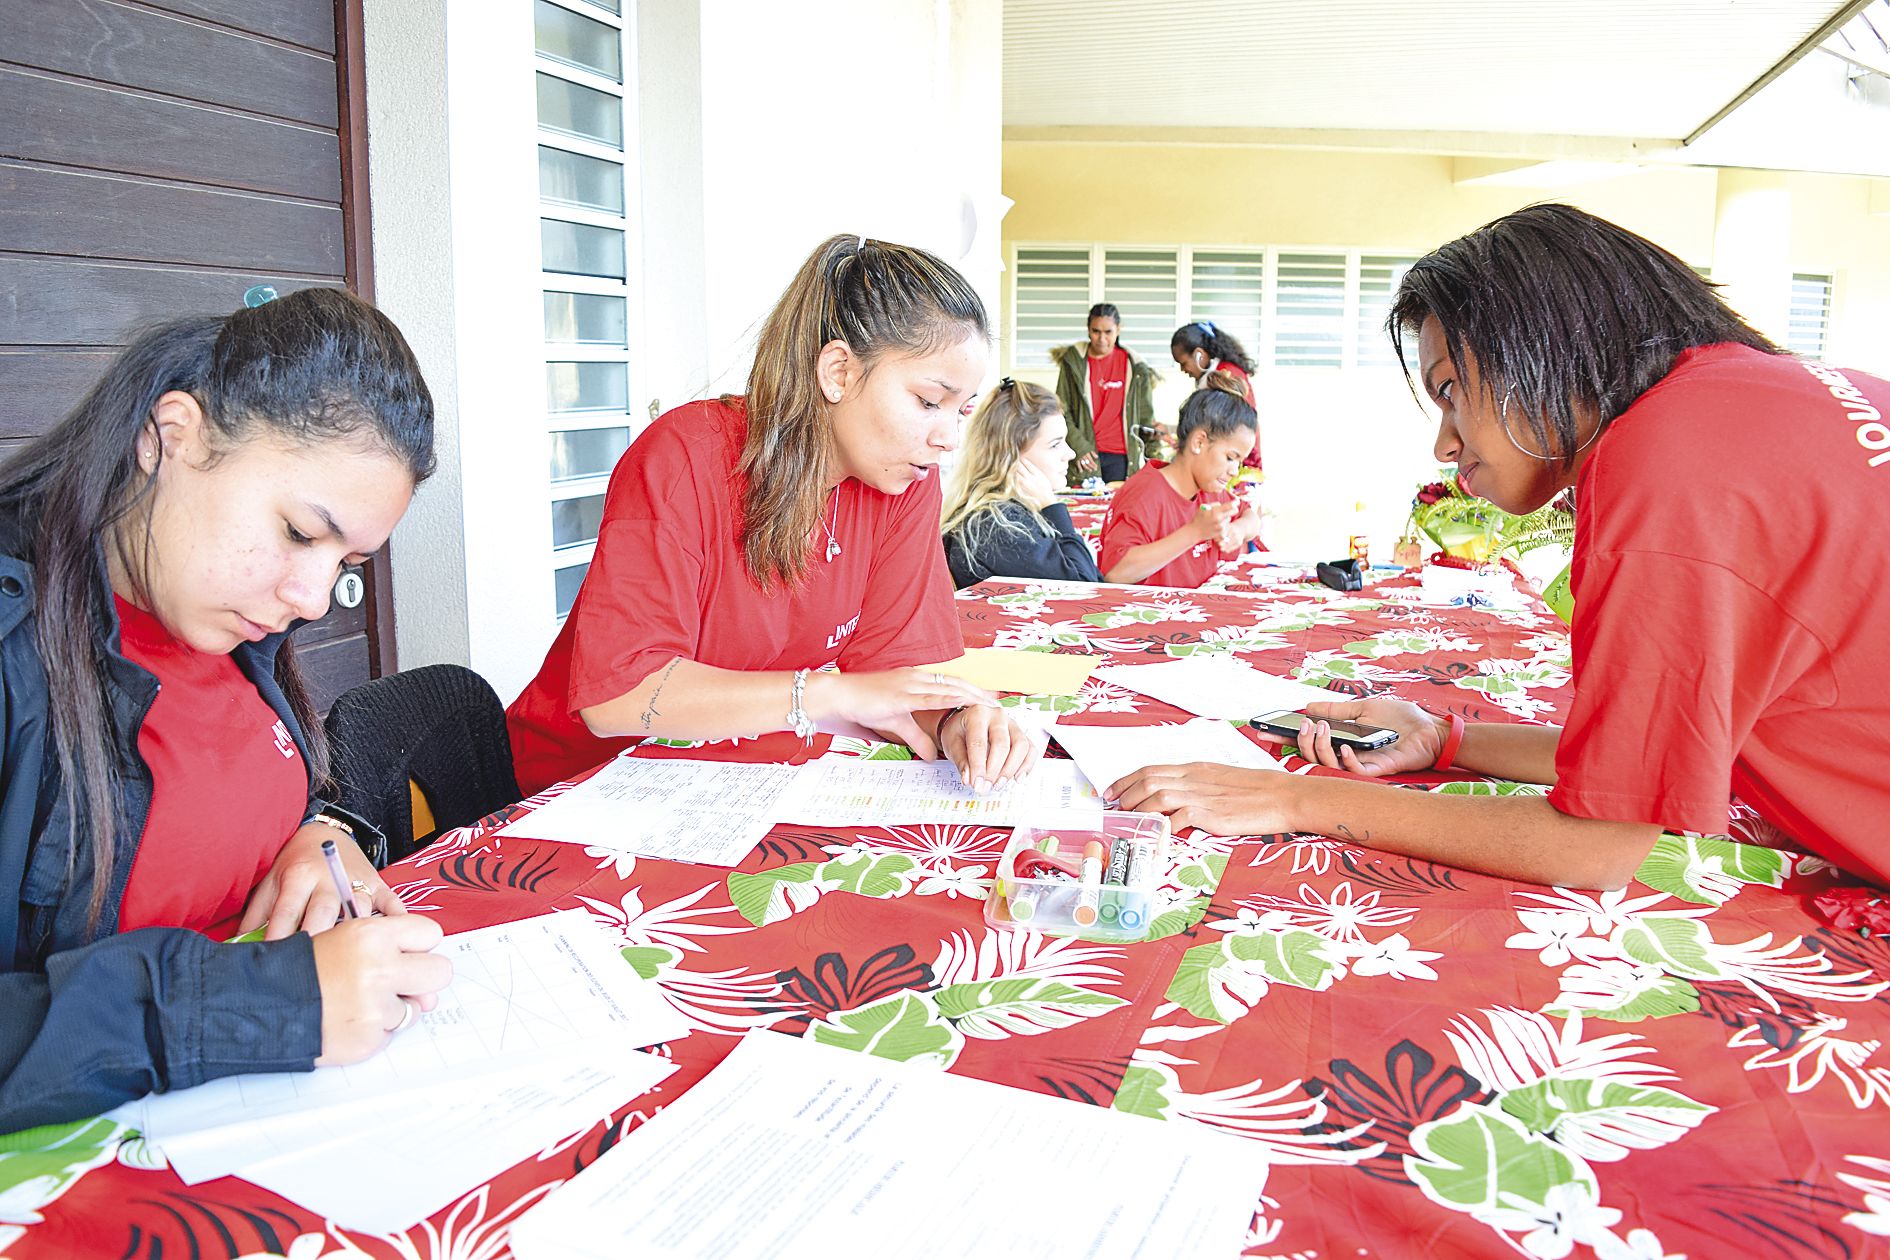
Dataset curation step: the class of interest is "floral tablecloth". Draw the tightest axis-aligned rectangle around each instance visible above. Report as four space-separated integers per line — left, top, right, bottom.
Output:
6 573 1887 1260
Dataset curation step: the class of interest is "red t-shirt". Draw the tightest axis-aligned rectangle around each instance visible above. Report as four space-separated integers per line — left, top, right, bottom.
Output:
1097 462 1235 589
114 598 308 933
1205 362 1263 471
1549 343 1890 884
1088 348 1130 455
507 397 964 795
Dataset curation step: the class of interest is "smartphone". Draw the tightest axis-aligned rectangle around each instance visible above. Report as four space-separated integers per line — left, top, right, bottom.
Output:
1247 709 1398 753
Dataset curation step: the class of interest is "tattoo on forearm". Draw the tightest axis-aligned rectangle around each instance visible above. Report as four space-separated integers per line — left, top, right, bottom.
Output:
638 660 680 732
1335 823 1371 844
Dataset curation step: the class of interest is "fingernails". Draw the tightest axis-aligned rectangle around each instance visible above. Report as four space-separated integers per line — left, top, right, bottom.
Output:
974 778 990 794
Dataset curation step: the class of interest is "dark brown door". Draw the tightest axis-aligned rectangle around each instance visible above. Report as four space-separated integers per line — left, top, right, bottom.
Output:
0 0 390 707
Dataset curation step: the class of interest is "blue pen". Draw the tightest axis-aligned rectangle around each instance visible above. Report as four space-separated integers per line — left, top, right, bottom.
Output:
321 838 361 919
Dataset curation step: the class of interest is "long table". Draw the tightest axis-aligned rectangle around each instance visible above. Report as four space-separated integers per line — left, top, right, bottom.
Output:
7 570 1888 1260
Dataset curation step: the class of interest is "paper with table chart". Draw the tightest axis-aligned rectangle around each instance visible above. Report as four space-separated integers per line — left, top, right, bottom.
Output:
497 756 805 863
137 909 688 1186
784 755 1103 827
1094 656 1338 720
1052 718 1284 797
508 1030 1269 1260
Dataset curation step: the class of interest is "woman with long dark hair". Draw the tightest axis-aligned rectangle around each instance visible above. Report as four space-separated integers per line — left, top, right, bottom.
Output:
1115 203 1890 890
0 288 453 1133
508 235 1034 796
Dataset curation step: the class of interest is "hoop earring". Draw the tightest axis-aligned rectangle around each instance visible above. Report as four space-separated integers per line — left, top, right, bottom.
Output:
1498 389 1600 461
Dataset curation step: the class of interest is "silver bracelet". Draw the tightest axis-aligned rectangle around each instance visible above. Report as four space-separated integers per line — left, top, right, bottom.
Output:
787 668 816 740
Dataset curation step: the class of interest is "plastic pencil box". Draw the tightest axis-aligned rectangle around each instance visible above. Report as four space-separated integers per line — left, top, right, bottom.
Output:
985 811 1171 943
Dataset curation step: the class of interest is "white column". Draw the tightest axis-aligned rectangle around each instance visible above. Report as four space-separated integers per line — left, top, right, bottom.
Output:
1711 170 1794 345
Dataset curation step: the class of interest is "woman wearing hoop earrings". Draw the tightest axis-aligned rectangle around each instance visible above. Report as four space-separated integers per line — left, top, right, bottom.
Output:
1113 203 1890 891
507 235 1036 797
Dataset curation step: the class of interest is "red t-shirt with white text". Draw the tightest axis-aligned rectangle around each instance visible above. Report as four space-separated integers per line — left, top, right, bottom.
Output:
115 598 307 932
1205 362 1262 471
506 398 964 795
1088 347 1130 455
1098 462 1235 589
1549 343 1890 885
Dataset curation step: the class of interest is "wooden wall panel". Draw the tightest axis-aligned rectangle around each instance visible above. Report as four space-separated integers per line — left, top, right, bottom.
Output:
140 0 338 53
1 0 339 127
0 68 343 200
0 165 345 274
0 255 332 347
0 349 117 438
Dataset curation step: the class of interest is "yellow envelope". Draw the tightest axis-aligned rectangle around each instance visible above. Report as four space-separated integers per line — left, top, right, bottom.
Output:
921 647 1098 696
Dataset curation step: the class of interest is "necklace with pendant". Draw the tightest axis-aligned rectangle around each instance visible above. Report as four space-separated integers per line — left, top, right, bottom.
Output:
818 492 842 562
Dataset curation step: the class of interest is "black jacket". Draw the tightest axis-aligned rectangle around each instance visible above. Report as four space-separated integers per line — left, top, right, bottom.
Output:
943 500 1104 590
0 510 324 1135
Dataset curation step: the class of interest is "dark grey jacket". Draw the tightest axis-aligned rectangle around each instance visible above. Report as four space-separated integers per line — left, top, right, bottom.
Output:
0 512 324 1135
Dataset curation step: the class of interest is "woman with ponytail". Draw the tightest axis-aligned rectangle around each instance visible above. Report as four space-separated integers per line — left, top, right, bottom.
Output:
0 287 451 1133
941 379 1102 588
508 235 1035 795
1098 372 1263 588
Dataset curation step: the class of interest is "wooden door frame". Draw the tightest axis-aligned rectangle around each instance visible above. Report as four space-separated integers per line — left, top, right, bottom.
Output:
335 0 398 677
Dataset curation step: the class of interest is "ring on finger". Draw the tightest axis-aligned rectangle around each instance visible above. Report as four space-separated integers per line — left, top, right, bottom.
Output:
350 880 370 894
389 1001 417 1034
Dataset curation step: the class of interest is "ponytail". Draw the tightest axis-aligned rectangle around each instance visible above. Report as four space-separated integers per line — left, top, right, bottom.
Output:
740 235 989 591
1170 319 1256 375
0 287 433 929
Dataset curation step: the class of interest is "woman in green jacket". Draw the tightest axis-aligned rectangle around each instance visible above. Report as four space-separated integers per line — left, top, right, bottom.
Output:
1050 303 1159 485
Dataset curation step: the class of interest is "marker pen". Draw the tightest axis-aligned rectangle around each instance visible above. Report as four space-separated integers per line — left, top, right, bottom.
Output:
1073 840 1106 927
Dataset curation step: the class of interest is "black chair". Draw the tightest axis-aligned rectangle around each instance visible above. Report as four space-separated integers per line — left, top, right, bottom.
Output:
324 663 522 866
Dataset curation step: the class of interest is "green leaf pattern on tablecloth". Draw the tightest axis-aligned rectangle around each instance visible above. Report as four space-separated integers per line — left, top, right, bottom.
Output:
1634 833 1789 905
931 977 1126 1039
0 1116 128 1235
1406 1104 1594 1214
808 992 964 1066
1499 1078 1713 1162
1168 927 1346 1023
727 854 922 927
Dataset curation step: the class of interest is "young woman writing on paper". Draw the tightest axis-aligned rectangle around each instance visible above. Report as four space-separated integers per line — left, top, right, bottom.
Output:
940 378 1103 589
0 289 453 1134
507 235 1033 796
1112 203 1890 891
1097 375 1263 587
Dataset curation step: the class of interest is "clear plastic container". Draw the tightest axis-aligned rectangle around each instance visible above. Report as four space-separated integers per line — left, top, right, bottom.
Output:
985 811 1171 943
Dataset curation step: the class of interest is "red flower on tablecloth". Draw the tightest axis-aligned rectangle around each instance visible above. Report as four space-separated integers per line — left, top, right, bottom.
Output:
1812 886 1890 936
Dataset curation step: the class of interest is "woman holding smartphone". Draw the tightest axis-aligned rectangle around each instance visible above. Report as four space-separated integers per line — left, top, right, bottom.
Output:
1113 204 1890 891
507 235 1034 796
1097 374 1263 587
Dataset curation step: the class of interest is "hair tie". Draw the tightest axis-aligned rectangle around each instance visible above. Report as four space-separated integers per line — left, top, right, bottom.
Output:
243 284 279 308
999 377 1016 391
1195 319 1215 335
857 235 867 250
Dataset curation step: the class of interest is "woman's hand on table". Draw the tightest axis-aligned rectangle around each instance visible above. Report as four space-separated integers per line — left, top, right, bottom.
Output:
242 822 407 941
312 914 453 1066
1297 697 1447 777
1107 763 1300 837
813 668 997 760
939 704 1037 791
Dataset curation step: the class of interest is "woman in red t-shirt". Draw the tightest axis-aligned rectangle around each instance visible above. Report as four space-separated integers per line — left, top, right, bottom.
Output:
1114 204 1890 892
1097 377 1263 587
1171 320 1260 471
507 235 1033 796
0 288 452 1131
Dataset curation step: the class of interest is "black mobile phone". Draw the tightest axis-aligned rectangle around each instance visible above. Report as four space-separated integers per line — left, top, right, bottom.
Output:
1247 708 1398 752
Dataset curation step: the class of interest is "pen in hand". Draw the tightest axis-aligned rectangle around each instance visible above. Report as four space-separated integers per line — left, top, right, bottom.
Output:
321 837 361 920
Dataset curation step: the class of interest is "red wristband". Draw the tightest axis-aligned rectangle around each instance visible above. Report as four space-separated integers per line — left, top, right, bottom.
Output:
1433 713 1466 772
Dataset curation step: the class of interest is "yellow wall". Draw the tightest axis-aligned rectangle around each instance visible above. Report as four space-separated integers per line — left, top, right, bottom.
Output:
1000 141 1890 558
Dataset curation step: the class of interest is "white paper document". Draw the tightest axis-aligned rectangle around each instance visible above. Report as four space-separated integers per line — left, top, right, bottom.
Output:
1095 657 1337 720
509 1031 1269 1260
140 910 688 1182
1052 719 1284 797
786 756 1103 827
497 755 807 864
238 1048 676 1235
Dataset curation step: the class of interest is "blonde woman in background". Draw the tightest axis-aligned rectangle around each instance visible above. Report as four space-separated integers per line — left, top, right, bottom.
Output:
941 379 1104 589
